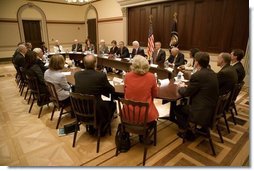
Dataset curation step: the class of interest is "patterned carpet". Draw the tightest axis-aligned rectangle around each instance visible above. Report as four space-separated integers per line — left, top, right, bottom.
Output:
0 63 249 166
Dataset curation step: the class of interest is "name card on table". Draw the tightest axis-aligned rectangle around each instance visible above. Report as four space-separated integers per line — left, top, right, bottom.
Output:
115 58 121 61
150 64 158 68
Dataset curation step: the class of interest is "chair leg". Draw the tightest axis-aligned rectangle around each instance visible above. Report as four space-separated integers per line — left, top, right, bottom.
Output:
28 92 32 104
216 123 224 143
20 84 25 96
97 127 101 153
143 145 148 166
24 87 29 100
38 106 43 118
207 130 216 156
72 121 79 147
50 106 56 120
223 112 230 133
233 104 238 116
153 123 157 146
56 107 64 129
230 109 237 125
29 98 35 113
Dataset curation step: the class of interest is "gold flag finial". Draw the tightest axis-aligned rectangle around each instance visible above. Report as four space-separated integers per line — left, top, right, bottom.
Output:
149 14 153 23
173 12 177 23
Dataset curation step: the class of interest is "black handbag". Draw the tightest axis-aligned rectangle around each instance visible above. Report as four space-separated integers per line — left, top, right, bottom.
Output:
115 123 131 153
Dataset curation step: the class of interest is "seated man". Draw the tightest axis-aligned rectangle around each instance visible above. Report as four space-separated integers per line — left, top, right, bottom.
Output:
33 48 47 73
131 40 145 57
175 52 219 140
53 40 64 53
152 41 166 65
167 47 185 68
116 41 130 58
230 49 246 83
13 44 28 68
217 53 238 95
71 39 82 52
99 39 109 54
25 42 33 51
74 54 116 135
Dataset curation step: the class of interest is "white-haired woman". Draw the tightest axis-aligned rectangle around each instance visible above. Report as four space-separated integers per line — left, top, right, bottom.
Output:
124 55 159 123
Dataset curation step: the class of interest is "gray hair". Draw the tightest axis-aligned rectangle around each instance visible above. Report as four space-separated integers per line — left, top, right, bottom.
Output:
132 40 139 46
33 48 42 54
130 55 150 75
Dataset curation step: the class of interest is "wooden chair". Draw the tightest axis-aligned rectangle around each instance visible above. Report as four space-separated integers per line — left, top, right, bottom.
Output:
45 81 71 129
184 93 231 156
70 92 105 153
214 92 231 143
19 67 30 101
226 81 245 125
116 98 157 166
25 75 50 118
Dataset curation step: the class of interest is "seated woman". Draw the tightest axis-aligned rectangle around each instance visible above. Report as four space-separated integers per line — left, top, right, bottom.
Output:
124 55 159 142
84 38 95 52
44 55 71 106
24 51 49 105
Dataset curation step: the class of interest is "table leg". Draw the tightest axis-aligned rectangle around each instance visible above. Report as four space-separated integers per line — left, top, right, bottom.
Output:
159 101 177 122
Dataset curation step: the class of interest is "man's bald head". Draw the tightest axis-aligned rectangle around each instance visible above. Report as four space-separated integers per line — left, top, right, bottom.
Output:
18 44 27 54
84 54 96 69
171 47 179 56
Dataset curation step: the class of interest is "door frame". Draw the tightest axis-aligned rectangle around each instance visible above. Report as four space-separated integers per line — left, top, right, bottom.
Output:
85 4 99 51
17 3 49 49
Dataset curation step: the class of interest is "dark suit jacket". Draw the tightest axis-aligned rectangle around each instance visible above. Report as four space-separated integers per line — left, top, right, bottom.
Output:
25 64 47 94
217 65 238 95
116 46 130 58
74 69 115 100
178 68 219 127
131 47 145 57
36 59 47 73
232 62 245 83
74 69 116 126
152 49 166 65
72 43 83 52
109 46 118 55
168 52 185 67
13 52 26 68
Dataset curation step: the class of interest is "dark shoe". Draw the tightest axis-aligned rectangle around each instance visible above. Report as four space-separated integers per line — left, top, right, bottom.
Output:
196 127 207 134
177 130 196 141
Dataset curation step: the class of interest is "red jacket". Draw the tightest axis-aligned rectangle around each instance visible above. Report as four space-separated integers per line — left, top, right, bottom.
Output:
124 71 159 123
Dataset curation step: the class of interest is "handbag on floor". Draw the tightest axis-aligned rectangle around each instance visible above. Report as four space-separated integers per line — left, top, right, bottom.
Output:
115 123 131 153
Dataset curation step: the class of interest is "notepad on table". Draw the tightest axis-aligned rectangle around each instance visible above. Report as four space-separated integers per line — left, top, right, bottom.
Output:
150 64 158 68
158 79 170 87
61 71 71 76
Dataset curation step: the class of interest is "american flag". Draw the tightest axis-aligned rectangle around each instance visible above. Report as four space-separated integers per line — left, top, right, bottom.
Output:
147 17 154 59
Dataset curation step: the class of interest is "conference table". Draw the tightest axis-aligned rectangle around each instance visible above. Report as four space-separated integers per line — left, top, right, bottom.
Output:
64 67 184 121
48 52 173 79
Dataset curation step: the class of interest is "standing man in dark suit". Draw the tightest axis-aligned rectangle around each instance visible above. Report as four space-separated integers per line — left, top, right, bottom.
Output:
13 44 28 68
167 47 185 67
131 40 145 57
230 49 246 83
74 54 116 135
174 52 219 140
217 53 238 95
72 39 82 52
152 41 166 65
116 41 129 58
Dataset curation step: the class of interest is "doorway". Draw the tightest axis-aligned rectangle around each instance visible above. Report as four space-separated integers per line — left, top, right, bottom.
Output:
87 18 97 53
22 20 42 49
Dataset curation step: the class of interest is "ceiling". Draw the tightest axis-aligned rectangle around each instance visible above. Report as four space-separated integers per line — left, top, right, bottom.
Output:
27 0 100 6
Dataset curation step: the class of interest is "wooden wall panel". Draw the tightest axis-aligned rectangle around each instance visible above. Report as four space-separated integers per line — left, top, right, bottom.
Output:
127 0 249 53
